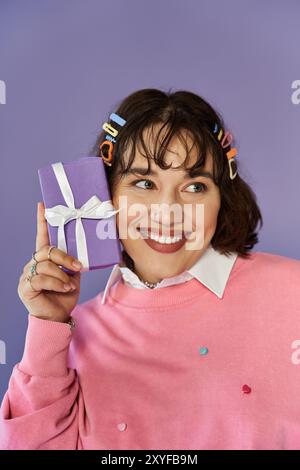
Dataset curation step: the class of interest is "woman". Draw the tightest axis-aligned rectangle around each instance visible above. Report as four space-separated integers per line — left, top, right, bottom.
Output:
1 88 300 450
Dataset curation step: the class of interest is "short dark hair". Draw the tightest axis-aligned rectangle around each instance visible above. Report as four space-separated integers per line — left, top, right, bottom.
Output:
90 88 263 259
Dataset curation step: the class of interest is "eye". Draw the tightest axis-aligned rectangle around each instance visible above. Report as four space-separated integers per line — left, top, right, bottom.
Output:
185 182 208 193
130 179 207 193
132 179 155 190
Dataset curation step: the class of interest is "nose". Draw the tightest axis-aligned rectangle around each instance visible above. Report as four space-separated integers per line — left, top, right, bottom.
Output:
149 202 184 236
150 186 181 220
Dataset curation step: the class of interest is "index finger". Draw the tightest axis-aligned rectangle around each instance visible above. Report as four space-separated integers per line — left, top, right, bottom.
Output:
35 201 50 251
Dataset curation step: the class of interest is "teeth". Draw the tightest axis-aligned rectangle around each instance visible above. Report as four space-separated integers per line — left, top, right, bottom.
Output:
139 229 182 244
152 235 182 244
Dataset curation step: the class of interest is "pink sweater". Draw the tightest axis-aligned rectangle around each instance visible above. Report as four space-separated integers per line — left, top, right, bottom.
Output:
1 250 300 450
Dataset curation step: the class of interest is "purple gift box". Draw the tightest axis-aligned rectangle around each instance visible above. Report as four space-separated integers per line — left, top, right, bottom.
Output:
38 156 122 273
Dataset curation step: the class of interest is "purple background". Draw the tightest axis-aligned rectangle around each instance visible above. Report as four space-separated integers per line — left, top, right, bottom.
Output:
0 0 299 400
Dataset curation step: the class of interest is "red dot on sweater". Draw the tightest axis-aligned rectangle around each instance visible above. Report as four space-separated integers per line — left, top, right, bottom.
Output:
242 384 252 394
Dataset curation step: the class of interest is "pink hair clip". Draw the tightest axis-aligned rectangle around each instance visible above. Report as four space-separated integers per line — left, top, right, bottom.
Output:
212 123 238 180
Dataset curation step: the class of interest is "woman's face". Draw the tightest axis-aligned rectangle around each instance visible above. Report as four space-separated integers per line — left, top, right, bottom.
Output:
112 126 221 283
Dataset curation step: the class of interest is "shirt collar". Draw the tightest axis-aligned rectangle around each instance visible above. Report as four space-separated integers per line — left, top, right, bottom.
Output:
100 243 238 305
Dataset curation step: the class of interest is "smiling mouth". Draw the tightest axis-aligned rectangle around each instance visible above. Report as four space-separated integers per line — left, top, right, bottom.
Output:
137 227 192 245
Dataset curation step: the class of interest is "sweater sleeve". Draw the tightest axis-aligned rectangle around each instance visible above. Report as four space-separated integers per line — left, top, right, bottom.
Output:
0 314 80 450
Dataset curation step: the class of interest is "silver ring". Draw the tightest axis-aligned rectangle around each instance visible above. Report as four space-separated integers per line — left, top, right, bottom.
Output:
47 245 56 260
32 250 38 262
25 272 40 292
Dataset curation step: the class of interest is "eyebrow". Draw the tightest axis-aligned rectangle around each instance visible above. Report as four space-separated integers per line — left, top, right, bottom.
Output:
123 167 214 181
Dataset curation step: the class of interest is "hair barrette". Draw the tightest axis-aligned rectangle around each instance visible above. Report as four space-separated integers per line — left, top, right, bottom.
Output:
99 112 127 167
212 123 238 180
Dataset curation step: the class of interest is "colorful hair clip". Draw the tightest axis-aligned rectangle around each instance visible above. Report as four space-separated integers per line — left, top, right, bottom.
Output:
99 112 127 167
212 123 238 180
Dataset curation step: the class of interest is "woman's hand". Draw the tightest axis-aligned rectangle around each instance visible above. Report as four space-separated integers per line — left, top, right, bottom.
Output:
18 201 82 323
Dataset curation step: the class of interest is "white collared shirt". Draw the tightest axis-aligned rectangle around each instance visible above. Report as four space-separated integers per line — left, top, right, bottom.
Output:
101 244 238 304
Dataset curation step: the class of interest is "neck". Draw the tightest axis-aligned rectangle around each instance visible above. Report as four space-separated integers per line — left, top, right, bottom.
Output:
121 250 161 285
133 267 162 286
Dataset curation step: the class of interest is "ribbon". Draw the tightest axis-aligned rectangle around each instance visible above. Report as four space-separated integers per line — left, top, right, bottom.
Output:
44 162 120 269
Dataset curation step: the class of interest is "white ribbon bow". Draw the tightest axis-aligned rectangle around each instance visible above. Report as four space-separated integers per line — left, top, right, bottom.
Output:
44 161 120 269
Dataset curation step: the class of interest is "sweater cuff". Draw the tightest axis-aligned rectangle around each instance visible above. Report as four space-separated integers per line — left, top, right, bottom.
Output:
18 314 73 377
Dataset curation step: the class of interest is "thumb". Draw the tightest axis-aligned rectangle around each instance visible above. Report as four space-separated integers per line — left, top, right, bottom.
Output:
35 201 50 251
